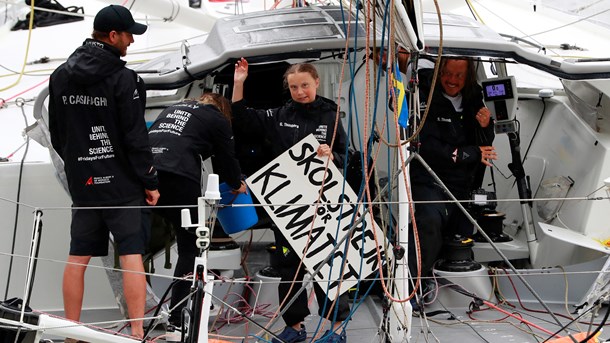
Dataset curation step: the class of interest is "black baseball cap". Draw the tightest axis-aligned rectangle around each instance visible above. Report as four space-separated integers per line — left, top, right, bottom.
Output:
93 5 147 35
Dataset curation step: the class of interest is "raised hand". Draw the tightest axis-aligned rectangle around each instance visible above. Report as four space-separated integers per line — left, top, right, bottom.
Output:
234 57 249 84
232 58 248 103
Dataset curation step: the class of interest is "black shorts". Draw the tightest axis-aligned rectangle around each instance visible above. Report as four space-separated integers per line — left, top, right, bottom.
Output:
70 199 151 256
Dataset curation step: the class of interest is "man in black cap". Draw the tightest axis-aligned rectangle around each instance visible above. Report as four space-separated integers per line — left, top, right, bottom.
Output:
48 5 157 339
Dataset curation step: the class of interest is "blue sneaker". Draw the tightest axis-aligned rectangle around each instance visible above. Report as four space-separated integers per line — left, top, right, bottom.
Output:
314 329 346 343
272 325 307 343
410 297 421 313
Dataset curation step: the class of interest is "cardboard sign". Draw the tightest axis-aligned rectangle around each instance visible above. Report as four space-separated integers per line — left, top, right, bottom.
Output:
247 134 390 300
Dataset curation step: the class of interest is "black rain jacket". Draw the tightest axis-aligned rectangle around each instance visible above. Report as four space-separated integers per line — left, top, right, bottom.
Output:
148 101 242 190
232 96 348 168
49 39 157 205
410 69 495 194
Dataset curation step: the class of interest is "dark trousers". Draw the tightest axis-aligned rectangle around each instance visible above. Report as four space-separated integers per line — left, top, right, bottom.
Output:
272 228 350 327
154 171 229 324
408 183 473 278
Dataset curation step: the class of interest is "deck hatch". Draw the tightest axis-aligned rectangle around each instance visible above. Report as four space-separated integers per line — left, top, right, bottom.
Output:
235 17 329 33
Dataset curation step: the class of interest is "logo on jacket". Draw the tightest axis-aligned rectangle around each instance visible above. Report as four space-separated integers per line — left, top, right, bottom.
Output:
133 89 140 100
86 41 104 49
62 95 107 106
84 175 114 186
315 125 328 141
280 122 299 128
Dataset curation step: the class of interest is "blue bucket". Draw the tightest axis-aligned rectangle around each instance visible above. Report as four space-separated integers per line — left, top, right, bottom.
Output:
217 182 259 234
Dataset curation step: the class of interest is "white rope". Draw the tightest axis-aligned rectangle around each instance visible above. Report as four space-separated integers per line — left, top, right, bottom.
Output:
1 194 609 211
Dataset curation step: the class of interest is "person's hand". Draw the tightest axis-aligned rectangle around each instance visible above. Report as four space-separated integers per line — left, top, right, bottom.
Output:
317 144 334 160
231 180 248 194
145 189 160 206
479 146 497 167
476 107 492 128
234 58 248 84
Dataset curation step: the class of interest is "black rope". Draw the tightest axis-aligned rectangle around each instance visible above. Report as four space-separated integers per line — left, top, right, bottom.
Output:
522 97 546 164
5 104 30 300
142 278 181 341
579 303 610 343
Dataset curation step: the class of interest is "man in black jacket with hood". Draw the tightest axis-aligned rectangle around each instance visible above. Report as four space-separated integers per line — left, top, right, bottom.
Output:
48 5 158 338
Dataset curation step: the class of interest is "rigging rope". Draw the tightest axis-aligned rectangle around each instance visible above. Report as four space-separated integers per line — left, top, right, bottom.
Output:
0 0 35 92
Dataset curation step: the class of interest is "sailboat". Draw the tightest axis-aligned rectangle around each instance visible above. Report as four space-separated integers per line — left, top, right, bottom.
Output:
2 0 610 342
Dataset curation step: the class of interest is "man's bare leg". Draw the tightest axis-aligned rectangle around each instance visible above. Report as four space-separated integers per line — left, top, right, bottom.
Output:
63 255 91 321
120 254 146 338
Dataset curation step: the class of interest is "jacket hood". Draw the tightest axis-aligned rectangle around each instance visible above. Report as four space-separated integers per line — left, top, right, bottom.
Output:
63 39 126 85
288 95 337 115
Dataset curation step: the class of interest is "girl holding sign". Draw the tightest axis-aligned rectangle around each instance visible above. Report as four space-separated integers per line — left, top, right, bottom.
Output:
232 58 350 343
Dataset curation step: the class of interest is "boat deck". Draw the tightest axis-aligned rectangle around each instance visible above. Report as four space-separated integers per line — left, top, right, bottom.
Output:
42 297 608 342
29 242 610 342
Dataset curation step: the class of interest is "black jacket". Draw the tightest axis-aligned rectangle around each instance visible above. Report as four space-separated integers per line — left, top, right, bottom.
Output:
410 70 495 194
232 96 348 168
49 39 157 205
148 101 242 189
